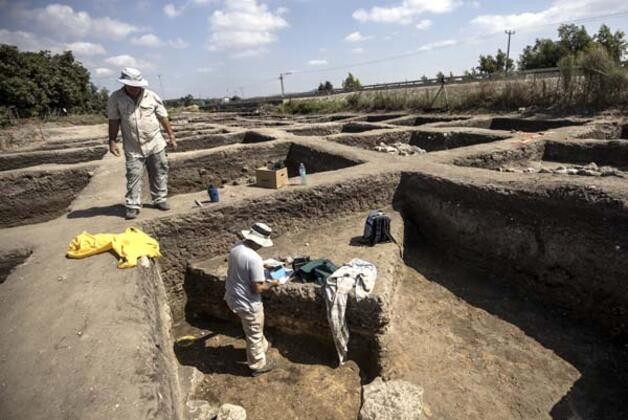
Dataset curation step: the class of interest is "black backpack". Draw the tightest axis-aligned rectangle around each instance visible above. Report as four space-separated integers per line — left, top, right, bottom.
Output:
362 210 393 246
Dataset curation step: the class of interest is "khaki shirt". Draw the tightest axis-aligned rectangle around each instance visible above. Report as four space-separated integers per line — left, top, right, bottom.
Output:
107 88 168 158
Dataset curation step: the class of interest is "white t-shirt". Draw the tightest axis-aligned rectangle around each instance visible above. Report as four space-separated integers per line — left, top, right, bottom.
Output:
224 242 265 313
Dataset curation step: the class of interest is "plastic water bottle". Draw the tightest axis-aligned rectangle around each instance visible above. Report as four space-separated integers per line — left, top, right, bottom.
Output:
208 185 220 202
299 163 307 185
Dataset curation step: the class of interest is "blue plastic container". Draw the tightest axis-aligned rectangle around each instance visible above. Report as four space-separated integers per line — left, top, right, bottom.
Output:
208 185 220 202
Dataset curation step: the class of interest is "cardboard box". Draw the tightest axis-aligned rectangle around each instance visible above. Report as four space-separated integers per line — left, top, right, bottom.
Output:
256 167 288 189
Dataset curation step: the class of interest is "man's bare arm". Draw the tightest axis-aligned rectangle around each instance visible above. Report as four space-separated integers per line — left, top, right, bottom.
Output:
251 280 278 294
108 119 121 157
158 116 177 149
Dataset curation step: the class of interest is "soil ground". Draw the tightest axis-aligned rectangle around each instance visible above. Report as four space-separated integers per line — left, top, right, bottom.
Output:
382 243 628 420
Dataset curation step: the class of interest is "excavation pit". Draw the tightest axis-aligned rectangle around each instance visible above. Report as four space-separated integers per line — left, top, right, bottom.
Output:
395 170 628 340
456 139 628 176
361 114 407 123
448 117 586 132
328 129 509 152
167 142 363 195
0 145 108 172
390 115 470 126
173 131 276 153
0 248 32 284
0 165 95 228
172 211 403 417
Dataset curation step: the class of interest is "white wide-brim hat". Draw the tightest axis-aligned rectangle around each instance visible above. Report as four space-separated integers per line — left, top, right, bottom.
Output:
241 222 273 248
118 67 148 87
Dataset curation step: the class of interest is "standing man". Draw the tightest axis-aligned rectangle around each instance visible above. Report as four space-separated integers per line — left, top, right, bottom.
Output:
225 222 279 376
107 67 177 220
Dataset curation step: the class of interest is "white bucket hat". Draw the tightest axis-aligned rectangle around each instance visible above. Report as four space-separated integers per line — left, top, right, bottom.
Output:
118 67 148 87
241 222 273 248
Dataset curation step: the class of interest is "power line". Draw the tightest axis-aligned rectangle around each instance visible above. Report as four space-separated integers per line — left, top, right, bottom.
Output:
222 10 628 95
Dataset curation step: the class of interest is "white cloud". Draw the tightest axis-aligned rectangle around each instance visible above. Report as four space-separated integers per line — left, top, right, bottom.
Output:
307 59 328 66
208 0 288 53
197 67 214 73
415 19 432 30
417 39 458 51
93 67 114 78
105 54 154 71
0 29 60 52
164 3 184 18
17 3 140 40
64 41 106 55
471 0 628 34
276 6 289 15
351 47 365 54
169 38 190 49
131 34 163 47
345 31 372 42
470 1 481 8
0 29 106 57
353 0 461 24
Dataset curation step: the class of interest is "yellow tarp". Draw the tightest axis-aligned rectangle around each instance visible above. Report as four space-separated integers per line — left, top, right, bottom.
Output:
67 227 161 269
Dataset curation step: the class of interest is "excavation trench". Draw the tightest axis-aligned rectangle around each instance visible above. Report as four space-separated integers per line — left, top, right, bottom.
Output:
0 165 95 228
455 139 628 175
0 145 108 172
172 131 276 153
168 142 363 195
328 129 509 152
142 165 628 419
0 248 32 284
445 117 586 132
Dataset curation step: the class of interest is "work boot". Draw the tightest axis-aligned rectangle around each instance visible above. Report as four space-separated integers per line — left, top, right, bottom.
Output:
125 208 139 220
154 201 170 211
251 360 276 377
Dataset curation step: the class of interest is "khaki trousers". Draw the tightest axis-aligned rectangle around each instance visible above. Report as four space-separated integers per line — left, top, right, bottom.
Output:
235 306 269 371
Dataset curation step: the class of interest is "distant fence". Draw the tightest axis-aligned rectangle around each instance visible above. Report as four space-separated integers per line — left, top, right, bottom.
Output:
209 67 562 111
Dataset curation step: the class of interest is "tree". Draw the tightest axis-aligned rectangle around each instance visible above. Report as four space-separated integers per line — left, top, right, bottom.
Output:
420 75 429 83
182 94 194 106
595 24 627 62
317 81 334 93
342 72 362 91
0 44 108 117
558 24 592 56
478 49 513 74
518 38 562 70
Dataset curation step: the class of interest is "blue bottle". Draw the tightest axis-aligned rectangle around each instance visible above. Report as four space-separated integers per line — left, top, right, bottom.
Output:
208 185 220 202
299 163 307 185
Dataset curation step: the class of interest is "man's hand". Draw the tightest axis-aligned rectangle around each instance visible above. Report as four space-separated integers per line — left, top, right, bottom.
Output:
167 135 177 150
109 141 121 157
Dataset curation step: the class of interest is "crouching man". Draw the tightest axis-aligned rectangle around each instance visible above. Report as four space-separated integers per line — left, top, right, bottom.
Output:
224 222 278 376
107 67 177 220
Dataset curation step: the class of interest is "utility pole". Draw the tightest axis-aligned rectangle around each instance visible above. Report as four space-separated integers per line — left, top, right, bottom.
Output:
279 72 292 97
505 30 515 72
157 74 165 99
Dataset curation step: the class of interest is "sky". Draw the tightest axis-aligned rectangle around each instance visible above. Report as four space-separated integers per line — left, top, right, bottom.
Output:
1 0 627 99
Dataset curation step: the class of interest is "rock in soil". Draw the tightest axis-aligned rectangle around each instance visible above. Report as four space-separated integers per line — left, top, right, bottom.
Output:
360 377 424 420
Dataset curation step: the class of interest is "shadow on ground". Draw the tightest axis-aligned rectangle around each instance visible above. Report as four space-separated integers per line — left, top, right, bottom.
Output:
67 204 125 219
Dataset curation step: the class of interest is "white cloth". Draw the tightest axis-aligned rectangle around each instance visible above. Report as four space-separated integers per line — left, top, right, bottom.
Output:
324 258 377 364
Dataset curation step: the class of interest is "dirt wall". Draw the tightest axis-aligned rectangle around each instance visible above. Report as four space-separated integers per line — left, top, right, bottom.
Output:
284 143 362 177
395 172 628 340
0 146 107 171
0 248 32 284
0 166 94 228
543 140 628 167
